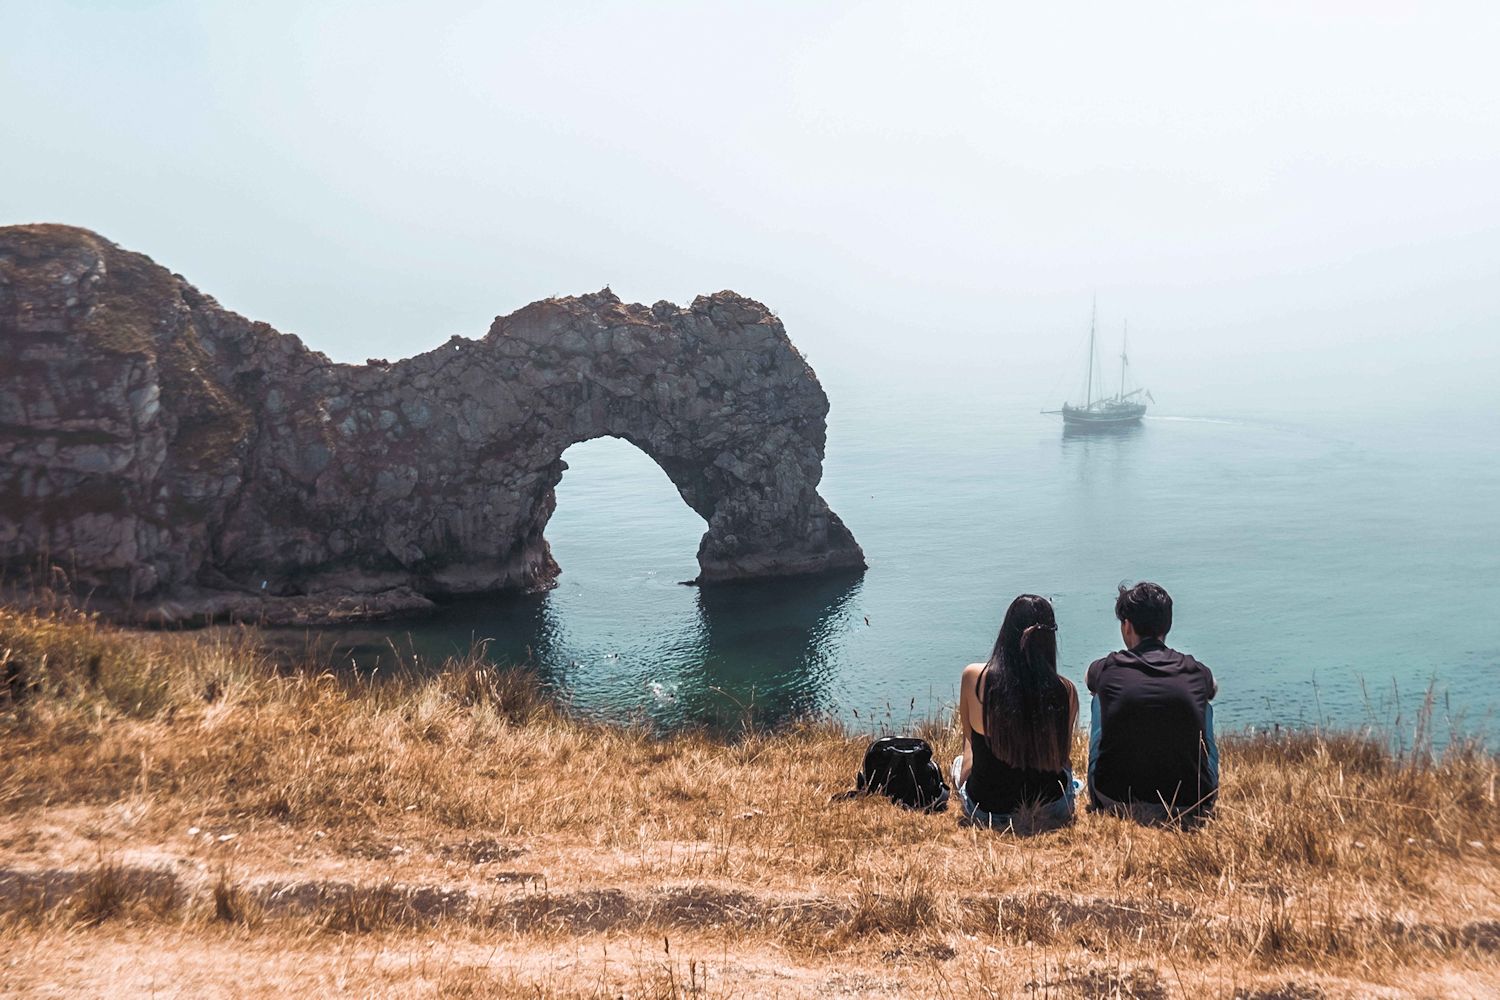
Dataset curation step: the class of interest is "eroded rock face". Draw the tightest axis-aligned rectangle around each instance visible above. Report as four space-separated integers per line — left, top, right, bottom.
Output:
0 225 864 622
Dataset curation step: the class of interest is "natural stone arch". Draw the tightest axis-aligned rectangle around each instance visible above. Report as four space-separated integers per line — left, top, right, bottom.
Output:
0 225 865 623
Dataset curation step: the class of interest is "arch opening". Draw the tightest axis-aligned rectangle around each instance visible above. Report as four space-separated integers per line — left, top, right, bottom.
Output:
548 436 709 584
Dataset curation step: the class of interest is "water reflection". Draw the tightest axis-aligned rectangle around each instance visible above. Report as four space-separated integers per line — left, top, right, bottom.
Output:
259 592 555 678
1060 420 1146 442
259 571 865 734
1059 418 1144 492
684 572 864 730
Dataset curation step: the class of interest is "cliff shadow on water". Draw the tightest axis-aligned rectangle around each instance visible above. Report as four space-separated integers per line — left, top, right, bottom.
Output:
256 572 866 734
688 571 865 730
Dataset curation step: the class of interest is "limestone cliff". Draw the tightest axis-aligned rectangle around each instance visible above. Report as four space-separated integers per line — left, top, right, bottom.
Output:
0 225 865 623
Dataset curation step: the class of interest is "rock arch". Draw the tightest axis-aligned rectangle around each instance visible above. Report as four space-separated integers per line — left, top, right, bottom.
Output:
0 225 865 622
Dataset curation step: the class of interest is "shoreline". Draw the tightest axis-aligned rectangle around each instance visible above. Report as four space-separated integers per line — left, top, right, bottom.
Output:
1 562 876 629
2 605 1498 997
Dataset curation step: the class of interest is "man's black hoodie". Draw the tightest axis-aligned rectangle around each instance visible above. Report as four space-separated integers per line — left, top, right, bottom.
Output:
1086 638 1217 817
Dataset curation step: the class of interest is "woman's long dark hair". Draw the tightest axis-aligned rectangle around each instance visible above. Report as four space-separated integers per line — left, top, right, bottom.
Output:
981 594 1070 772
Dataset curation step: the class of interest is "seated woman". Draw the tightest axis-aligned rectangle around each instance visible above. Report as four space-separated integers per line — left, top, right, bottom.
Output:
954 594 1079 832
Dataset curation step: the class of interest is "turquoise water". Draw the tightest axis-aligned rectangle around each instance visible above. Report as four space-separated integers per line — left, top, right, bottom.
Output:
286 384 1500 743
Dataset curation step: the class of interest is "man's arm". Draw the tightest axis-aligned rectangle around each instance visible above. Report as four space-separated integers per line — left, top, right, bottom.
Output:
1085 655 1107 693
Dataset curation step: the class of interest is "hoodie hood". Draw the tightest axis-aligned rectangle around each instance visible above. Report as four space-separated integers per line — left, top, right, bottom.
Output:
1108 638 1203 677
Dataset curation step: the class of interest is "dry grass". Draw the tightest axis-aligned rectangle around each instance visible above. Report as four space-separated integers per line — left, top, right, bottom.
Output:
1 605 1497 998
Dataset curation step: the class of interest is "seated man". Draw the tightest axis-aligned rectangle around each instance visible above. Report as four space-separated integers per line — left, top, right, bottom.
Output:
1086 581 1218 825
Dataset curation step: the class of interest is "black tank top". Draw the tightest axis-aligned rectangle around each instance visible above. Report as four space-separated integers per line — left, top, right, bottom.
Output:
967 673 1071 813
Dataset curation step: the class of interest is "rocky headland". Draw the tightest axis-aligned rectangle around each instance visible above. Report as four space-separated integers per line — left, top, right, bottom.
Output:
0 225 864 624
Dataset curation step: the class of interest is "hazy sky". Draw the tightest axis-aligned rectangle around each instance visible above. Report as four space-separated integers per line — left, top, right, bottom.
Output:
5 2 1498 416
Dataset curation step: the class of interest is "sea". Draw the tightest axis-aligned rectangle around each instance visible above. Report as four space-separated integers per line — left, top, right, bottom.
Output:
274 374 1500 746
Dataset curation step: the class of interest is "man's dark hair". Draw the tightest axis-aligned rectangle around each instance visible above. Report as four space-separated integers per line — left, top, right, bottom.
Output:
1115 581 1172 638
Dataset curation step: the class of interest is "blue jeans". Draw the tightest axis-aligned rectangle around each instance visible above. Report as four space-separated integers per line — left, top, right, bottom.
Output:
1088 697 1219 824
951 756 1078 833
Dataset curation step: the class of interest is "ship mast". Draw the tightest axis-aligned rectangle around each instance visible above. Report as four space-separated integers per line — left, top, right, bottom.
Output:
1119 320 1128 400
1086 297 1096 407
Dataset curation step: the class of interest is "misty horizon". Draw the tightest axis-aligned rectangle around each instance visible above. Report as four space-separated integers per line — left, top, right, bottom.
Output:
5 2 1497 420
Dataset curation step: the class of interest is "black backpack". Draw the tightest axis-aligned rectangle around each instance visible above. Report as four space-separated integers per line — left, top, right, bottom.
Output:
836 736 949 812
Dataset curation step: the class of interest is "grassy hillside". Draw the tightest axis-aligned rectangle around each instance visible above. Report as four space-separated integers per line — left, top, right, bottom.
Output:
1 606 1496 998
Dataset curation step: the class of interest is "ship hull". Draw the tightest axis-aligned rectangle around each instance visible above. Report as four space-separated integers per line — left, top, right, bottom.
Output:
1060 403 1146 427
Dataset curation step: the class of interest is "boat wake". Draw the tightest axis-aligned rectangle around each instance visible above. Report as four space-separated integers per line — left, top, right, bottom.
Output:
1146 413 1355 447
1147 415 1246 426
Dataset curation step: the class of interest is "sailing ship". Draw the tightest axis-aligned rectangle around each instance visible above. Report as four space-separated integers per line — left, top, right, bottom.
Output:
1045 302 1152 429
